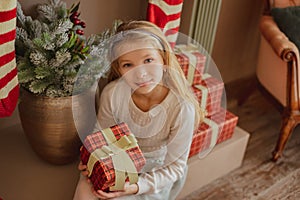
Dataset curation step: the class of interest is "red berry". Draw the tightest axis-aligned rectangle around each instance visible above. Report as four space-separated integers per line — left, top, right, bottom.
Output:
70 12 80 20
70 15 78 20
80 21 86 28
72 11 79 17
76 29 84 35
73 18 81 25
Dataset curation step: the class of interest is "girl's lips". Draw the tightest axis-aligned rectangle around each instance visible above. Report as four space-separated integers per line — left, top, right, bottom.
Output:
136 80 153 87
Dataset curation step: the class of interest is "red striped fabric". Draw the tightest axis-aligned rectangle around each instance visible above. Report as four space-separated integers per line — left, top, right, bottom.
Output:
147 0 184 48
0 84 19 117
147 5 181 29
0 7 17 23
0 51 15 66
0 68 17 89
0 0 19 118
163 0 183 5
0 29 16 45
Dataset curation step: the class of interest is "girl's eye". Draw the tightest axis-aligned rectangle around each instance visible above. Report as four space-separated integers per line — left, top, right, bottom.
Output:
122 63 132 68
144 58 153 63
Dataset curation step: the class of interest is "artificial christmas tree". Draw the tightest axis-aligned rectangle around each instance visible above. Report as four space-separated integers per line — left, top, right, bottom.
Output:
15 0 119 164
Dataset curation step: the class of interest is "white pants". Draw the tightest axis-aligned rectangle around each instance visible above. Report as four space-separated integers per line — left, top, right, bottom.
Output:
73 175 98 200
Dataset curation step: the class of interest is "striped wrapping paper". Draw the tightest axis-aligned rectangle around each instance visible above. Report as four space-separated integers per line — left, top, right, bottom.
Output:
80 122 146 192
147 0 184 48
0 0 19 118
189 108 238 158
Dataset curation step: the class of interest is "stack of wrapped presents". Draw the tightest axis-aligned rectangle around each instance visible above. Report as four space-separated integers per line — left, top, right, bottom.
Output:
175 44 249 199
174 44 239 159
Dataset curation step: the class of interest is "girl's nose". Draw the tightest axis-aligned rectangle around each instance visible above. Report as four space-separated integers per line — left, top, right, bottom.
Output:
135 67 147 79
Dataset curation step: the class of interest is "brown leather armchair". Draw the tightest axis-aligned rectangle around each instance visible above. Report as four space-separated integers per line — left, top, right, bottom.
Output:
257 0 300 161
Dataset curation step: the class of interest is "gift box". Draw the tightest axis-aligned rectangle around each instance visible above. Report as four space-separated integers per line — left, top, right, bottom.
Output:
189 108 238 158
80 122 146 191
192 74 224 116
179 127 249 199
174 44 206 85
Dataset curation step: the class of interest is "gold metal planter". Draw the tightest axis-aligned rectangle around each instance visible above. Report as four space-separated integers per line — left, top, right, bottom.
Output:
18 88 96 165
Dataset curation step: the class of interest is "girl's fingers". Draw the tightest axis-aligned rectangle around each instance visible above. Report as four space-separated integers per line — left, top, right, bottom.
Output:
92 190 108 199
95 190 123 199
78 164 83 170
78 161 90 177
78 161 86 170
80 170 89 177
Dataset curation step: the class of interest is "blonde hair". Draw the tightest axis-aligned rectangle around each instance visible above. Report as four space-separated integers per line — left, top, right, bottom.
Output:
107 20 203 127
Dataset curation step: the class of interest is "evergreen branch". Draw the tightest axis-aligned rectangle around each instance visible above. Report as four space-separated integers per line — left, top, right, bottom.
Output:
50 0 66 8
16 2 31 29
37 4 57 23
16 0 120 97
17 68 35 84
34 66 52 79
29 79 50 94
52 18 73 35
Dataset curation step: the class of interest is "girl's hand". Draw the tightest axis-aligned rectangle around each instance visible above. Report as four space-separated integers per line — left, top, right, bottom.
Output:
78 161 90 177
92 182 139 199
78 146 89 177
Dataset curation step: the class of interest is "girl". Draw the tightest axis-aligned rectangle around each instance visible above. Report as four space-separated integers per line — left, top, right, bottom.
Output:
73 20 202 200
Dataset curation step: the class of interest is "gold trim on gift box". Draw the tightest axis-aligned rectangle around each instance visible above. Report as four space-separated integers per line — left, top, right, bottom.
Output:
198 117 219 158
174 44 199 85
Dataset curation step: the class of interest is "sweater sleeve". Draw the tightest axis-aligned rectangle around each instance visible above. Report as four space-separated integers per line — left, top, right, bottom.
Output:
136 101 195 195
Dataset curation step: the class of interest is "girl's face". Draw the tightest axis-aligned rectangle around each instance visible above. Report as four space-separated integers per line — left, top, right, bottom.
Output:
117 48 164 95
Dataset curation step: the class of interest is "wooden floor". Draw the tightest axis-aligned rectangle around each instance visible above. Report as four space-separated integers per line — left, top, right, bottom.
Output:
183 87 300 200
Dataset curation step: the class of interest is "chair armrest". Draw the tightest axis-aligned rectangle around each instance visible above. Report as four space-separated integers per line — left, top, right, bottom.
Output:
259 15 299 62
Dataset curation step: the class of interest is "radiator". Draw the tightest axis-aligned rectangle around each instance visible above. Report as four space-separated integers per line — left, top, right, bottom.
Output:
189 0 222 55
